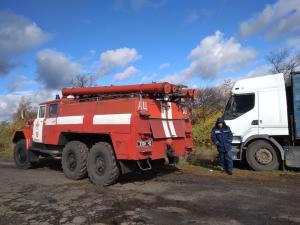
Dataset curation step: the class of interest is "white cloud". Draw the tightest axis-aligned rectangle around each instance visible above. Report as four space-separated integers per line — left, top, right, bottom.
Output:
188 31 256 78
159 62 171 70
239 0 300 40
113 66 139 82
97 47 141 77
160 73 186 84
100 47 141 69
0 89 58 121
36 49 81 89
161 31 256 83
0 11 50 76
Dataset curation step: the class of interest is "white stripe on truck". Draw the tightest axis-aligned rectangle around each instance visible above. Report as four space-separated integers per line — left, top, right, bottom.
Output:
93 113 132 125
167 102 177 137
57 116 84 125
161 102 171 138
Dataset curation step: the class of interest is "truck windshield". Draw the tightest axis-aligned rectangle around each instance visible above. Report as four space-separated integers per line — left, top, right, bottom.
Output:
223 93 255 120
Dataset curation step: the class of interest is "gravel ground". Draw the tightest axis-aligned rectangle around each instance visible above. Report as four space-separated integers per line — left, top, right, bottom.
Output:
0 158 300 225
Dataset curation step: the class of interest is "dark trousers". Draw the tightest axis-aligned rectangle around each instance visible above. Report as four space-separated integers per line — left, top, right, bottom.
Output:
218 150 233 172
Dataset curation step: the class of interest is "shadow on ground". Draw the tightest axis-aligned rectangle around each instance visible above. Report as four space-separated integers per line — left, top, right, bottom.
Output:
32 157 181 184
33 157 62 171
119 165 181 184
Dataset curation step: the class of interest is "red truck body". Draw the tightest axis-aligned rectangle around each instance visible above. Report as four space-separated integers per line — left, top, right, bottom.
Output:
12 82 195 185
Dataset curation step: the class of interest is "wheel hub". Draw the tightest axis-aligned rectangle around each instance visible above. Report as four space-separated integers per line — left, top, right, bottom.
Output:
18 148 26 163
95 157 105 175
255 148 273 165
67 152 77 171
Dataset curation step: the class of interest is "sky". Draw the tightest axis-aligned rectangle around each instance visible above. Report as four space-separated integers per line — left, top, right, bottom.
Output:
0 0 300 121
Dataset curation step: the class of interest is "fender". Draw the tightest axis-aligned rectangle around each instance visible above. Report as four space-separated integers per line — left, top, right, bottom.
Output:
12 128 33 150
242 135 285 160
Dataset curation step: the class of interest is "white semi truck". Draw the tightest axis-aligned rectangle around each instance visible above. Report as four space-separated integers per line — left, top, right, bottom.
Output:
224 72 300 170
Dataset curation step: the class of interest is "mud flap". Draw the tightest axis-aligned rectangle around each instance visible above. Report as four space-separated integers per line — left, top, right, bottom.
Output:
119 161 138 174
285 147 300 168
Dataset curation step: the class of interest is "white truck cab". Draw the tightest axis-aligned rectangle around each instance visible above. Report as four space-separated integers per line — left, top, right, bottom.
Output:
224 73 300 170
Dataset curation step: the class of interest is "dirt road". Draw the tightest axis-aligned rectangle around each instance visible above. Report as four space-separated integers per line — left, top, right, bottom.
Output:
0 158 300 225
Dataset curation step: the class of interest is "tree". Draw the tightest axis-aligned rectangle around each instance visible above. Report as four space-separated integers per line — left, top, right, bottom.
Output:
12 97 36 129
267 48 300 80
192 80 232 124
71 74 96 88
191 80 232 145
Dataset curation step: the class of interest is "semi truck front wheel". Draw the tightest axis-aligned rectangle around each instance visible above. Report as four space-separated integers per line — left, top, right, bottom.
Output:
87 142 120 186
62 141 88 180
246 140 279 171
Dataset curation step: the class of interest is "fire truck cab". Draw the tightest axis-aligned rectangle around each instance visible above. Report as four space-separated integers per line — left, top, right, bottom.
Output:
12 83 195 186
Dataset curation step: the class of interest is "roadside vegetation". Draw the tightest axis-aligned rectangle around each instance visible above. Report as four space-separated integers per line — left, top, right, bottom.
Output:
0 98 36 158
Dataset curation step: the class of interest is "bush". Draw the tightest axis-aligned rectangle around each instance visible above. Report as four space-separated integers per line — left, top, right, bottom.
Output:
192 111 222 146
0 121 13 152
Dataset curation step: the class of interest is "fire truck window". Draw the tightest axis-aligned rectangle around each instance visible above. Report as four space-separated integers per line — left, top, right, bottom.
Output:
39 106 46 118
49 104 58 117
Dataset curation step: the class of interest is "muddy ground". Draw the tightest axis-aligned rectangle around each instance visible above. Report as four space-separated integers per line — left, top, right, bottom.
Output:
0 158 300 225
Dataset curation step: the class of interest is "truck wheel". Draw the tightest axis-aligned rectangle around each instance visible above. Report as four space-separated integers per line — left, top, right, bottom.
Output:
14 140 31 169
62 141 88 180
87 142 120 186
246 140 279 171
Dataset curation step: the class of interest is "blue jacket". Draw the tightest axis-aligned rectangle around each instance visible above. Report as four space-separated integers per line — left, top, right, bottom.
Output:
211 118 233 152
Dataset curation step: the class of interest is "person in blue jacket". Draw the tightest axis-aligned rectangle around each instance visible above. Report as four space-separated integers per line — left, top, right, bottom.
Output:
211 117 233 175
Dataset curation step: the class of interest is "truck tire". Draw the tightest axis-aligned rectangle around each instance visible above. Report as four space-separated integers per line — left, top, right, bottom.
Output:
14 140 32 169
87 142 120 186
62 141 88 180
246 140 279 171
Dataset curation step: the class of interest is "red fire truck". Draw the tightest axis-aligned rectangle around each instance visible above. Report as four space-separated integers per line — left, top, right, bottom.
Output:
12 83 195 185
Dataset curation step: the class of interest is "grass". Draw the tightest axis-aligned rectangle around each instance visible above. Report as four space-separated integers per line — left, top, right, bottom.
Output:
0 150 13 159
178 145 300 183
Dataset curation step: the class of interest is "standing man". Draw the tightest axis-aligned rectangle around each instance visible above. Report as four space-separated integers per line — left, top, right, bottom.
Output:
211 117 233 175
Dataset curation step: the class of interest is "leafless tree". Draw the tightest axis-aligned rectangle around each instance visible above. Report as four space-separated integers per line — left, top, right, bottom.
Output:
267 48 300 80
71 74 96 88
12 97 36 127
191 79 233 124
192 88 226 123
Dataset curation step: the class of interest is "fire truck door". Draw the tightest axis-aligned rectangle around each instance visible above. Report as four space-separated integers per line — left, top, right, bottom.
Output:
32 105 46 143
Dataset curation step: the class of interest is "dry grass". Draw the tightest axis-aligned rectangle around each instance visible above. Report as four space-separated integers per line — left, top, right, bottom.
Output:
179 145 300 184
0 150 13 159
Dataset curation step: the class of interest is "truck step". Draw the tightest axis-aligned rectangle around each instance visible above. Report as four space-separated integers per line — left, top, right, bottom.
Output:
30 148 62 156
136 159 152 171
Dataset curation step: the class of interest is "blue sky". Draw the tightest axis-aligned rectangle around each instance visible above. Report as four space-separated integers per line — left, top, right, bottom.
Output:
0 0 299 120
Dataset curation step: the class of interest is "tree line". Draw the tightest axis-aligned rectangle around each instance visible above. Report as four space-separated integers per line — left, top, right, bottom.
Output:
0 48 299 153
